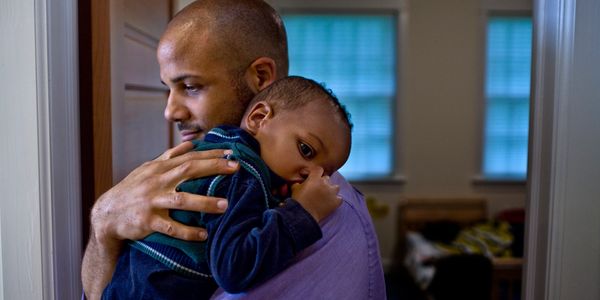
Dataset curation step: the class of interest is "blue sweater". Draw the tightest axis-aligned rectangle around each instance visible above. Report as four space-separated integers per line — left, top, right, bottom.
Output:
104 126 322 299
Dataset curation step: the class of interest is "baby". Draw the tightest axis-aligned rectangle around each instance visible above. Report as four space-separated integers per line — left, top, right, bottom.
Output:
103 76 352 299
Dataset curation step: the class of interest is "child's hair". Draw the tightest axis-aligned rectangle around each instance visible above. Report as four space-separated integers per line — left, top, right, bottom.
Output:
249 76 353 130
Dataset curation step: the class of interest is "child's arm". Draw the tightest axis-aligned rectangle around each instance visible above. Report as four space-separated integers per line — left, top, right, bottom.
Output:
289 167 342 223
205 173 322 293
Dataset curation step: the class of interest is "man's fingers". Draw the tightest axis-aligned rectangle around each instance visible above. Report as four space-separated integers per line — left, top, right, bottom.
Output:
158 141 194 160
166 149 233 168
162 156 239 185
153 192 228 213
186 148 233 160
154 148 234 172
150 217 209 241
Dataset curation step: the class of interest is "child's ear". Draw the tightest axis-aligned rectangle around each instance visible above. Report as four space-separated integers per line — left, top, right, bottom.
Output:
243 101 273 135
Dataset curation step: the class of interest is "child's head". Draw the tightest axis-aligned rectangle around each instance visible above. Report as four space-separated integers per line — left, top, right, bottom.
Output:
241 76 352 183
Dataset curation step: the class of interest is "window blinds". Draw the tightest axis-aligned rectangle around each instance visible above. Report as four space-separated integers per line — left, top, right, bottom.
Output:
483 16 532 179
283 14 397 179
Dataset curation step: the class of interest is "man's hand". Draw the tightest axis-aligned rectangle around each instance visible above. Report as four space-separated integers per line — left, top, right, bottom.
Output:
92 142 238 243
290 167 342 223
82 142 239 300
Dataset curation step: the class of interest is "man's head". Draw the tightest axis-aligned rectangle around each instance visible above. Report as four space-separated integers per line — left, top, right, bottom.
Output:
241 76 352 183
159 0 289 142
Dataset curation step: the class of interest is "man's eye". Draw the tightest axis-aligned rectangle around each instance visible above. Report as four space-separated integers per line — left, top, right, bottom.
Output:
184 85 200 93
298 142 315 159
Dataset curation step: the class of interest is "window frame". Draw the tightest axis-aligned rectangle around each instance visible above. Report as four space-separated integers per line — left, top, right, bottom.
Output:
475 1 533 185
268 0 406 183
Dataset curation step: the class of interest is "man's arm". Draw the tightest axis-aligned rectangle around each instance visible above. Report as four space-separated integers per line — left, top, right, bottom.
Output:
81 142 239 300
81 228 122 300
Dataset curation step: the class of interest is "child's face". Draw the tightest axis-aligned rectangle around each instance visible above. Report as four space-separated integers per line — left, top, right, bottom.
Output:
251 100 351 184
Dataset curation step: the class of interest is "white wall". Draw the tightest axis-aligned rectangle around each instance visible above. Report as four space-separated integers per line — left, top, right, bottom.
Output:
0 213 3 298
0 0 81 299
0 0 45 298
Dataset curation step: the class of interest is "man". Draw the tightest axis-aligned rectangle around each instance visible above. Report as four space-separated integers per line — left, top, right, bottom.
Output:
81 1 386 299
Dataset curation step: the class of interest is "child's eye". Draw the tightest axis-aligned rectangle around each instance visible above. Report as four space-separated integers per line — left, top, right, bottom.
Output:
298 142 315 159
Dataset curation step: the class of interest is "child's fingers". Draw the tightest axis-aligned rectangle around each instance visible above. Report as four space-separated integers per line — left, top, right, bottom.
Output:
306 167 325 181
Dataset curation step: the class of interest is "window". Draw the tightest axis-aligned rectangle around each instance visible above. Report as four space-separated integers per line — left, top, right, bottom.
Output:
482 16 532 179
282 13 397 180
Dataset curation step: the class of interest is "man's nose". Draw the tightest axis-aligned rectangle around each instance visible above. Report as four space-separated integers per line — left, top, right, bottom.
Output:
164 92 190 122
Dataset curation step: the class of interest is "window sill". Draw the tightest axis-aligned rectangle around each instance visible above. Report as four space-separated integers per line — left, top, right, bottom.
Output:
471 175 527 187
349 174 407 185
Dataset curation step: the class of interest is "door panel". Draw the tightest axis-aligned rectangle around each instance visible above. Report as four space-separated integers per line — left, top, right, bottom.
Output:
123 25 163 88
111 0 172 182
117 90 171 180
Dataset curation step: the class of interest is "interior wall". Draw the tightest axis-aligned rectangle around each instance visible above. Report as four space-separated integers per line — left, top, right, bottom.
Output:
0 214 3 299
355 0 527 266
0 0 45 298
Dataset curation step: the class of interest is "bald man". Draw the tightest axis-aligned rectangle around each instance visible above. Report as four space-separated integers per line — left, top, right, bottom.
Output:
82 1 385 299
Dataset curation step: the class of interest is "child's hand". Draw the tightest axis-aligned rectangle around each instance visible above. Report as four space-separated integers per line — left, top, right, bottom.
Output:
291 167 342 222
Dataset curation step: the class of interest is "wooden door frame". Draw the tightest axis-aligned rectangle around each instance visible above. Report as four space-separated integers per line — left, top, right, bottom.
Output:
80 1 175 240
79 0 113 243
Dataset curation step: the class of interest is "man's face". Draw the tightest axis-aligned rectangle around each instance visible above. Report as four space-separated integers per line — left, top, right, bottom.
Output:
158 33 254 142
254 100 351 183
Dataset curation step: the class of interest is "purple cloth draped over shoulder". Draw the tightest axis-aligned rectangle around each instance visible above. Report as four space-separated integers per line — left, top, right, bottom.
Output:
210 172 386 299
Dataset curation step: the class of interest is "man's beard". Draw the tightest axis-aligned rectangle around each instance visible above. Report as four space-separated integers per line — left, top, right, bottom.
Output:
176 122 199 132
232 74 256 108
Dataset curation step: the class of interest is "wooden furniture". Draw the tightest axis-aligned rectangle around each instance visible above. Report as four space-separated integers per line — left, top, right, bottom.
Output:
491 257 523 300
399 198 487 231
394 198 523 300
393 198 487 261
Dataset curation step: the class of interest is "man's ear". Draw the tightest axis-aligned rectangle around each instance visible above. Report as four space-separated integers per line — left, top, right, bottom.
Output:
243 101 273 135
245 57 277 93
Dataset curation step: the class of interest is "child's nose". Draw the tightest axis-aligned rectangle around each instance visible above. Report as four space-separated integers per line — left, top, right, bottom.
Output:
299 165 324 180
299 168 310 180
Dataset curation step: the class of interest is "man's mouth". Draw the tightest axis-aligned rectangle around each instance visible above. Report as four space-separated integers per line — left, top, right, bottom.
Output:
180 129 201 142
177 122 204 142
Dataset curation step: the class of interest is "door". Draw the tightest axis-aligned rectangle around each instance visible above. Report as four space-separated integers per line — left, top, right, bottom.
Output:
79 0 173 241
111 0 173 182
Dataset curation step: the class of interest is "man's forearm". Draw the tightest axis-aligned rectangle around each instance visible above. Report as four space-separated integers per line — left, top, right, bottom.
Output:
81 233 122 300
